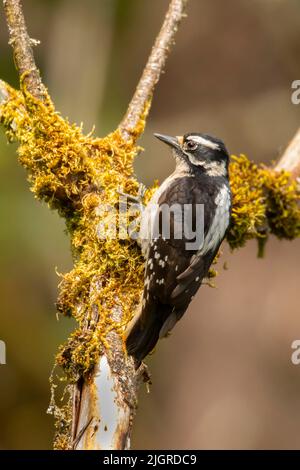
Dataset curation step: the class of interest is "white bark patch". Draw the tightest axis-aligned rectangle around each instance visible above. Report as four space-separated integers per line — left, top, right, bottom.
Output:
75 357 131 450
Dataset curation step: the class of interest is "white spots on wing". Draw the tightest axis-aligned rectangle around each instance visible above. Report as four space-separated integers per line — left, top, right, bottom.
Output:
175 265 179 272
155 279 165 285
187 135 220 150
195 276 200 282
158 259 165 268
164 255 168 261
154 252 160 259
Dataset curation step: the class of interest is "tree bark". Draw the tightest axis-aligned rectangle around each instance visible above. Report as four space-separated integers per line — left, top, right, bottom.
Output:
1 0 299 452
3 0 46 101
71 0 189 450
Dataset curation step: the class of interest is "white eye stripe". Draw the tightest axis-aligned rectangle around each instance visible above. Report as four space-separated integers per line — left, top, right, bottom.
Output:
186 135 220 151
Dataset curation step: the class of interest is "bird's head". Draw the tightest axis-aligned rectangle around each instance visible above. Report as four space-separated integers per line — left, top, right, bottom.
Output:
154 132 230 177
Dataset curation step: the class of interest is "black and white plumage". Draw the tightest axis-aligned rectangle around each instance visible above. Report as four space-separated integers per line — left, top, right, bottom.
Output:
126 132 231 362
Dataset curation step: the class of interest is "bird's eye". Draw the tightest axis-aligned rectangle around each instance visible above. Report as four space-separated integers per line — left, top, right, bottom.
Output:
185 140 197 151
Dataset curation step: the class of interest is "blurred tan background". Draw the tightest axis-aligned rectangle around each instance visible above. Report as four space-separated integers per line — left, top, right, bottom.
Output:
0 0 300 449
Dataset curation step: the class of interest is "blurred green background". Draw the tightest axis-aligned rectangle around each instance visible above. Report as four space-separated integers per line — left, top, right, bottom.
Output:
1 0 300 449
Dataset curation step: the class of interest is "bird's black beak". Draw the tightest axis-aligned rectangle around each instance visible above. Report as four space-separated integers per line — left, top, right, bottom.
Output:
154 133 181 151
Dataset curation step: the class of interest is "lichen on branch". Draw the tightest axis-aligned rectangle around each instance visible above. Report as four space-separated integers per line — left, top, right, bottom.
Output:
1 89 300 366
1 82 300 448
0 81 150 448
228 154 300 252
1 0 192 451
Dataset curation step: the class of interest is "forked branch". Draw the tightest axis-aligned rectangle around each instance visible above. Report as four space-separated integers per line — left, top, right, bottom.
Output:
119 0 188 140
1 0 299 452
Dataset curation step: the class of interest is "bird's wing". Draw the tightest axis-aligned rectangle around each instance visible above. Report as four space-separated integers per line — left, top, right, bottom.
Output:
143 176 218 310
170 183 231 303
126 176 228 361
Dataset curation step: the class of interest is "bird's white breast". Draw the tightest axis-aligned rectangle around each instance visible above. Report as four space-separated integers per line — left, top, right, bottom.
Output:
199 184 231 255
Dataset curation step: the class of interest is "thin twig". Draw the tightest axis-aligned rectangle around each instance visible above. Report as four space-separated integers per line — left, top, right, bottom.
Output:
3 0 46 101
275 127 300 178
118 0 188 141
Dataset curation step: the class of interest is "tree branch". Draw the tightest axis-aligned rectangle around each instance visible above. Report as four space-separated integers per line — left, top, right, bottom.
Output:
72 305 137 450
3 0 46 101
118 0 188 141
275 127 300 178
69 1 189 450
2 0 298 453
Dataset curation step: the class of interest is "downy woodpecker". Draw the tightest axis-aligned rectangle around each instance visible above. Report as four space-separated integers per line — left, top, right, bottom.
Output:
126 132 231 362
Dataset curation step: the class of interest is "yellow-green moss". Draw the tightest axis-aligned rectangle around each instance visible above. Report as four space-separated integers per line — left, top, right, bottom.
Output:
227 154 300 252
1 88 299 374
1 84 300 449
1 85 151 449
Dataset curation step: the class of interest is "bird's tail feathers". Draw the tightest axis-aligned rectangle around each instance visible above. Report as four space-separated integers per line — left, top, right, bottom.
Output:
126 302 172 363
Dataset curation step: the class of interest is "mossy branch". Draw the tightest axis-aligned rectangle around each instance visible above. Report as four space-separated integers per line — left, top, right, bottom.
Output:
0 0 190 450
0 0 299 451
226 122 300 253
227 155 300 253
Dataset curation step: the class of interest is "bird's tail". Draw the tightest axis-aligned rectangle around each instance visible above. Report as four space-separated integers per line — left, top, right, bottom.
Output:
126 302 172 363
